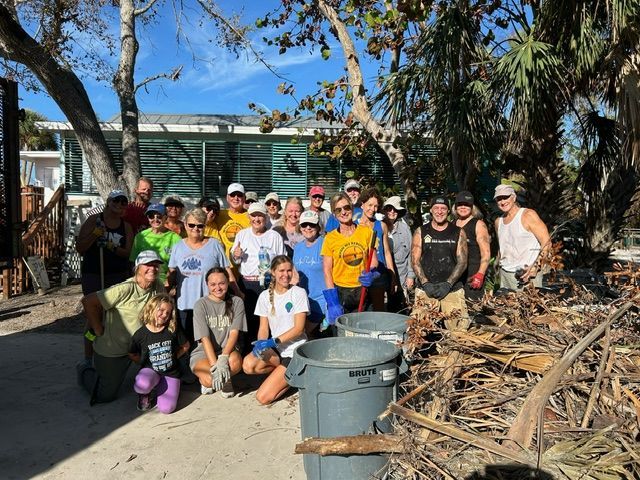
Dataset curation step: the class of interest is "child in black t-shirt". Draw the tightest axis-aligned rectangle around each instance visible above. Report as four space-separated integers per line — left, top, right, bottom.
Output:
129 293 189 413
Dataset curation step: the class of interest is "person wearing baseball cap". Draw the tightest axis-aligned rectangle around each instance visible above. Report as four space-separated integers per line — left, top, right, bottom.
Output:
263 192 282 227
307 185 331 233
382 196 415 311
216 183 250 272
411 194 468 315
453 191 490 301
129 203 181 285
292 210 327 335
230 201 286 349
197 197 221 242
244 191 259 207
163 194 186 237
77 249 165 405
494 184 550 290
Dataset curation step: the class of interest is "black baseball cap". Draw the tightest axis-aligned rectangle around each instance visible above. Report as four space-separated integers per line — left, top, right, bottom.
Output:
430 195 449 208
455 191 474 205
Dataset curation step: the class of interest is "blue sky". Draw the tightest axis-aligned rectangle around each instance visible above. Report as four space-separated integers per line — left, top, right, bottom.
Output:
18 1 370 122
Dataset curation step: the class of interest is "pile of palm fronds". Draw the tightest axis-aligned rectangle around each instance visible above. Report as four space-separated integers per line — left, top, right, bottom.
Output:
390 267 640 479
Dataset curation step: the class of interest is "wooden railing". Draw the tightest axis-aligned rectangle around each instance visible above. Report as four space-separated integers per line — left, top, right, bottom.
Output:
0 185 66 298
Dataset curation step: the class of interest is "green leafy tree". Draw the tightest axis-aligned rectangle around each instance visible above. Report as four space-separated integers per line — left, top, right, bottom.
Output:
19 109 57 151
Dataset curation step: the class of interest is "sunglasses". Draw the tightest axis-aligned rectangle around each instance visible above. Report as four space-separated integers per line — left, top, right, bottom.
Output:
311 195 325 200
228 192 244 198
166 204 182 208
333 204 353 215
265 201 278 207
495 195 511 202
187 223 205 229
246 199 257 204
384 207 397 213
146 212 163 219
346 188 360 193
205 207 219 213
456 203 472 208
300 223 317 229
112 197 128 205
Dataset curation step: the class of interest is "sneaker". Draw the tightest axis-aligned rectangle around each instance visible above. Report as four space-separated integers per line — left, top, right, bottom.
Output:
200 385 214 395
137 393 156 411
220 379 235 398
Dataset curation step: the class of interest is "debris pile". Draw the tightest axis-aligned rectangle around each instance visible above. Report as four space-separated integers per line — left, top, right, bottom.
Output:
391 267 640 479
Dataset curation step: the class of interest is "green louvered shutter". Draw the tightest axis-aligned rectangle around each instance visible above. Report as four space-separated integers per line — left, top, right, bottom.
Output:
272 143 307 197
62 136 84 193
235 142 272 196
139 139 203 198
204 141 237 198
308 148 339 196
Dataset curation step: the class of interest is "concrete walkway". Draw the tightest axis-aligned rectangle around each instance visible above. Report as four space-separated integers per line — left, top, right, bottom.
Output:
0 331 305 479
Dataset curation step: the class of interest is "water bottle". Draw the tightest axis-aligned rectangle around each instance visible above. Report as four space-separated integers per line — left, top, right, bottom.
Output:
258 246 271 287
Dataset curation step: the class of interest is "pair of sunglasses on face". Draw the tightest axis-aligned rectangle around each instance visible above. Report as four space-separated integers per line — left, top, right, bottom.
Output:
333 204 352 215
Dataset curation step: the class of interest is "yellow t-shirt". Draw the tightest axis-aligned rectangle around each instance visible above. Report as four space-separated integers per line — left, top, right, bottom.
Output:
215 209 250 262
321 225 375 288
204 221 222 243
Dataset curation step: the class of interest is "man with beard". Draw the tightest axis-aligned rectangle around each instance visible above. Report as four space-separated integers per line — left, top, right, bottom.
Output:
411 195 468 314
123 177 154 234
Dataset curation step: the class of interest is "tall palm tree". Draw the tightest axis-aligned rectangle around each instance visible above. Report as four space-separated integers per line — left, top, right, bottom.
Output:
380 0 640 266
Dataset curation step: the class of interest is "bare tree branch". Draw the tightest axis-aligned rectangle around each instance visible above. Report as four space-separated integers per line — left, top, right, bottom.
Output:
135 65 183 93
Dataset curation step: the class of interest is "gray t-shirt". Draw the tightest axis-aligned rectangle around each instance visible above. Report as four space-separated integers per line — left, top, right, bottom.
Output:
168 238 230 311
192 295 247 355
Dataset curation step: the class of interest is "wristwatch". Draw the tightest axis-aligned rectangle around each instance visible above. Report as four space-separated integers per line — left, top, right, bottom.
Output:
274 337 281 345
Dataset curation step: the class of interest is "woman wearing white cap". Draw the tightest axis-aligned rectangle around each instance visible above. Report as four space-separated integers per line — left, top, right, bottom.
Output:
231 202 286 348
77 250 166 405
383 195 415 311
293 210 327 335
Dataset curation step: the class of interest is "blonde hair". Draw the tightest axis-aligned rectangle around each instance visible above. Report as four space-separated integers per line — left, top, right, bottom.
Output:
139 293 177 333
184 208 207 224
330 192 352 212
284 197 304 232
453 204 484 220
268 255 293 315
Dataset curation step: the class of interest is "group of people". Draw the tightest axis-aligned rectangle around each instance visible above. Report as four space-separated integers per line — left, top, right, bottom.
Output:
75 175 550 414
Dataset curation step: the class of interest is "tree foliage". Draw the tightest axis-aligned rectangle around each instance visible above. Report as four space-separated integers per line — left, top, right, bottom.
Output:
19 109 57 151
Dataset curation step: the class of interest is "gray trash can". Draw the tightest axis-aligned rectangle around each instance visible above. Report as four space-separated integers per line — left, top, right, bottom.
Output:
285 337 402 480
336 312 409 345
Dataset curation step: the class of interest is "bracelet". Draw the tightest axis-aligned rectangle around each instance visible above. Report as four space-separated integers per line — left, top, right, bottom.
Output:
84 329 97 342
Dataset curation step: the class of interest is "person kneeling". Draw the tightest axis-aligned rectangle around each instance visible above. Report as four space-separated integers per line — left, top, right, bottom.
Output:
242 255 309 405
191 268 246 397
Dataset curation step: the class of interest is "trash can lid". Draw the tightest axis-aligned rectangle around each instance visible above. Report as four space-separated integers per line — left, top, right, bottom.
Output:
292 337 401 369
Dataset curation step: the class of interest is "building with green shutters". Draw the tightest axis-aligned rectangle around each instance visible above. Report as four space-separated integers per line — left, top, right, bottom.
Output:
42 113 438 201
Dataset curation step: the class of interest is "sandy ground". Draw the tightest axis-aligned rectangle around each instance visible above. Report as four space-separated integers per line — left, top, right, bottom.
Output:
0 284 305 480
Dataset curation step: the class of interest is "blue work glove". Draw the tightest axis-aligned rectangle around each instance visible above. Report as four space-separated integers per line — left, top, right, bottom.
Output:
252 338 277 358
358 269 381 288
322 288 344 326
431 282 452 300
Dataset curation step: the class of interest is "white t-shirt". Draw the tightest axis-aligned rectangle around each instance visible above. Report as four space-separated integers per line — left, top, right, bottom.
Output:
231 228 286 278
255 285 309 358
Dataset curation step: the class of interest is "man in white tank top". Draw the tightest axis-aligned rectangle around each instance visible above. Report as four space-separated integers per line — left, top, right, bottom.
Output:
494 185 550 290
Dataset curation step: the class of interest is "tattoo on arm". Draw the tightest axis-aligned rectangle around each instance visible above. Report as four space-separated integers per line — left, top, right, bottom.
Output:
447 230 468 285
411 229 427 285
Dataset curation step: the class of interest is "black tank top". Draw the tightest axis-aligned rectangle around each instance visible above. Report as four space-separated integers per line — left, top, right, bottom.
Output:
81 213 130 275
461 218 480 280
419 222 462 288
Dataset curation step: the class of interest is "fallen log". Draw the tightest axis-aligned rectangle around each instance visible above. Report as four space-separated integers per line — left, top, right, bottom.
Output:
294 434 404 456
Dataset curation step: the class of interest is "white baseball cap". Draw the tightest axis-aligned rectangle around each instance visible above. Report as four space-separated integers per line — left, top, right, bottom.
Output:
227 183 245 195
300 210 319 225
247 202 267 216
134 250 163 267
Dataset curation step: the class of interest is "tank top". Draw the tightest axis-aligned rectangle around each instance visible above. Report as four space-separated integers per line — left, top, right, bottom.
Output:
461 218 480 279
81 213 130 275
419 222 462 288
497 208 540 271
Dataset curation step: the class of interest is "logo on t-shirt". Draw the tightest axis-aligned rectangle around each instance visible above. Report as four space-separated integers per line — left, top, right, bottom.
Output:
181 256 202 272
285 302 293 312
339 242 365 267
223 222 243 243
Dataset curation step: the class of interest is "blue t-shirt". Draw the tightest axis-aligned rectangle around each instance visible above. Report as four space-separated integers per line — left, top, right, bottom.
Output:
169 238 230 310
293 238 327 322
324 206 363 233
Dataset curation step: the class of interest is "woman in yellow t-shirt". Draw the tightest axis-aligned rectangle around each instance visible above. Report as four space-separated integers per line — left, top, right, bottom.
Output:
320 192 378 321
